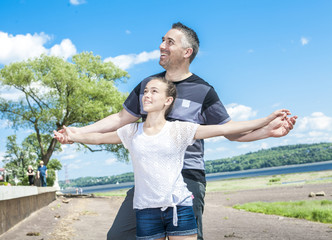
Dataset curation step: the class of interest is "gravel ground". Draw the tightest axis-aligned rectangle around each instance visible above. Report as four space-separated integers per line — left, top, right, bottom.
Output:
1 183 332 240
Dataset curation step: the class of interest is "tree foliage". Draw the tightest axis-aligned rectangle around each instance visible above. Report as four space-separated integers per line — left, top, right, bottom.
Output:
59 172 134 189
0 52 129 168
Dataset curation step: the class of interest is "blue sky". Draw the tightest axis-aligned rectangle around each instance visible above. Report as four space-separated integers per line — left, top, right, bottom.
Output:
1 0 331 181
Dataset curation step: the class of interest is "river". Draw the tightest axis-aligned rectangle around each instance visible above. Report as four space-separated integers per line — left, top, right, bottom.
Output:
61 160 332 194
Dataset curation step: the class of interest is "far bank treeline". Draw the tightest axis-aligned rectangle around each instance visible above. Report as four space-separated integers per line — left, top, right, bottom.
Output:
59 142 332 188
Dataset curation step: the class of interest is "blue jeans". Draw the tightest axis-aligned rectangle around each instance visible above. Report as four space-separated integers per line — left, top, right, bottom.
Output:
107 178 206 240
135 206 197 240
41 175 47 187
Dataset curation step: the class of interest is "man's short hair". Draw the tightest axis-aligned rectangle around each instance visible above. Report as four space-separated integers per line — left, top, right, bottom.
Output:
172 22 200 63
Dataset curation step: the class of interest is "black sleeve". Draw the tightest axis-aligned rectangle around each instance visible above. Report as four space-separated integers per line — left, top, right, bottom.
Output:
123 82 142 118
202 88 231 125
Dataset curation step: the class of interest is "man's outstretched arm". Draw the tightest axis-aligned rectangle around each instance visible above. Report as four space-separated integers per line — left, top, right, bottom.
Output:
224 115 297 142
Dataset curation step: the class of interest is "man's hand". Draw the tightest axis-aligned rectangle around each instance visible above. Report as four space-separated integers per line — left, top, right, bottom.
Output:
266 115 298 138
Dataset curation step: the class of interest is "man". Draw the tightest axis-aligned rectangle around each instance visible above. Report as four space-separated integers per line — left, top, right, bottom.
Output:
56 22 296 240
37 161 47 187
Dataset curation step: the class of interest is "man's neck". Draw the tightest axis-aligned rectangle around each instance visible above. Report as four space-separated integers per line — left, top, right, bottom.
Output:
165 69 192 82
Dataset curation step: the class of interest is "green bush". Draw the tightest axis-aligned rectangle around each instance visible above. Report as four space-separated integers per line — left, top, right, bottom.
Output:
269 178 281 183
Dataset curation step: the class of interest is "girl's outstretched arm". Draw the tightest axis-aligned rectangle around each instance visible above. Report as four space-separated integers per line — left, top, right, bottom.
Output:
194 109 291 140
53 126 122 145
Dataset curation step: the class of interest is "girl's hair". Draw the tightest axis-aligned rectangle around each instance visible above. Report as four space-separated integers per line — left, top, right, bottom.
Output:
150 77 177 117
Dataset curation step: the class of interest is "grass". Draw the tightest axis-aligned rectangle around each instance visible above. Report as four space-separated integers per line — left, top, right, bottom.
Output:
93 188 129 197
234 200 332 224
206 170 332 192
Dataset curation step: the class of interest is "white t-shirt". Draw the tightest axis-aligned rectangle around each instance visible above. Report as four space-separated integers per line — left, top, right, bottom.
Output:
117 121 198 224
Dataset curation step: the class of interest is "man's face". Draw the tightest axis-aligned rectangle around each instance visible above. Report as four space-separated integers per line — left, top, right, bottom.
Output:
159 29 187 70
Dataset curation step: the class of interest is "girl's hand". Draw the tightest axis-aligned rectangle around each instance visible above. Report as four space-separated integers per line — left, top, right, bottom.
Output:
265 115 298 138
53 126 74 143
268 109 291 122
53 127 77 144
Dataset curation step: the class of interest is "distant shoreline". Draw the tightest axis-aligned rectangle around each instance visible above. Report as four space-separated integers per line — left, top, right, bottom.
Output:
60 160 332 194
206 159 332 181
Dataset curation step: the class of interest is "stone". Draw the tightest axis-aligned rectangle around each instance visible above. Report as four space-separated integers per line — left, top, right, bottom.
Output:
308 192 315 197
315 191 326 196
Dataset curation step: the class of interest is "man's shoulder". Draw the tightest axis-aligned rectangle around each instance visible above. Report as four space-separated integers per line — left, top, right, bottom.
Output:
183 73 214 88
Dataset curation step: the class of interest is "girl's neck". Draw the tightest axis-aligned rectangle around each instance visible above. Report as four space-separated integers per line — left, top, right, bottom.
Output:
143 112 167 136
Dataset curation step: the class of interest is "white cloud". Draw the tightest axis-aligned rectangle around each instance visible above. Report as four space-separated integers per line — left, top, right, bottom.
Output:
49 39 77 59
0 32 77 65
301 37 309 46
205 136 226 143
105 158 117 165
104 50 160 70
0 151 5 164
67 163 82 169
0 80 60 102
237 143 253 149
308 131 327 137
0 32 49 64
292 112 332 143
297 112 332 132
55 144 80 159
205 146 228 154
260 142 269 149
247 49 254 54
0 120 12 129
225 103 257 121
272 102 281 108
0 88 25 101
70 0 86 5
125 30 131 35
61 154 78 160
74 159 82 163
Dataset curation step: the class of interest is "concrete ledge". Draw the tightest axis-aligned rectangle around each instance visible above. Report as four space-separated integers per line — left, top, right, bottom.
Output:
0 186 57 235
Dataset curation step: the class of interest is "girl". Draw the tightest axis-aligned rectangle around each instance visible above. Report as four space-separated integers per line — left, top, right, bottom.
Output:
54 77 293 240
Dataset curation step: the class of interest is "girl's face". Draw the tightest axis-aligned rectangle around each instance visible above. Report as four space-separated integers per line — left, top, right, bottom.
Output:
142 79 173 113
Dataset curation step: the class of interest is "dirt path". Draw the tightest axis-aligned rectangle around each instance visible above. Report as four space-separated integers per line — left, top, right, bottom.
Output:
203 184 332 240
1 183 332 240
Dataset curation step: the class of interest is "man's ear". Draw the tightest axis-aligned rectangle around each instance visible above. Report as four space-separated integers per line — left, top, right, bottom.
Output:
184 48 193 59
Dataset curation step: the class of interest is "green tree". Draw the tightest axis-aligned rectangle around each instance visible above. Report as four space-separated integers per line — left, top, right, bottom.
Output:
0 52 129 168
2 135 28 183
3 133 63 185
